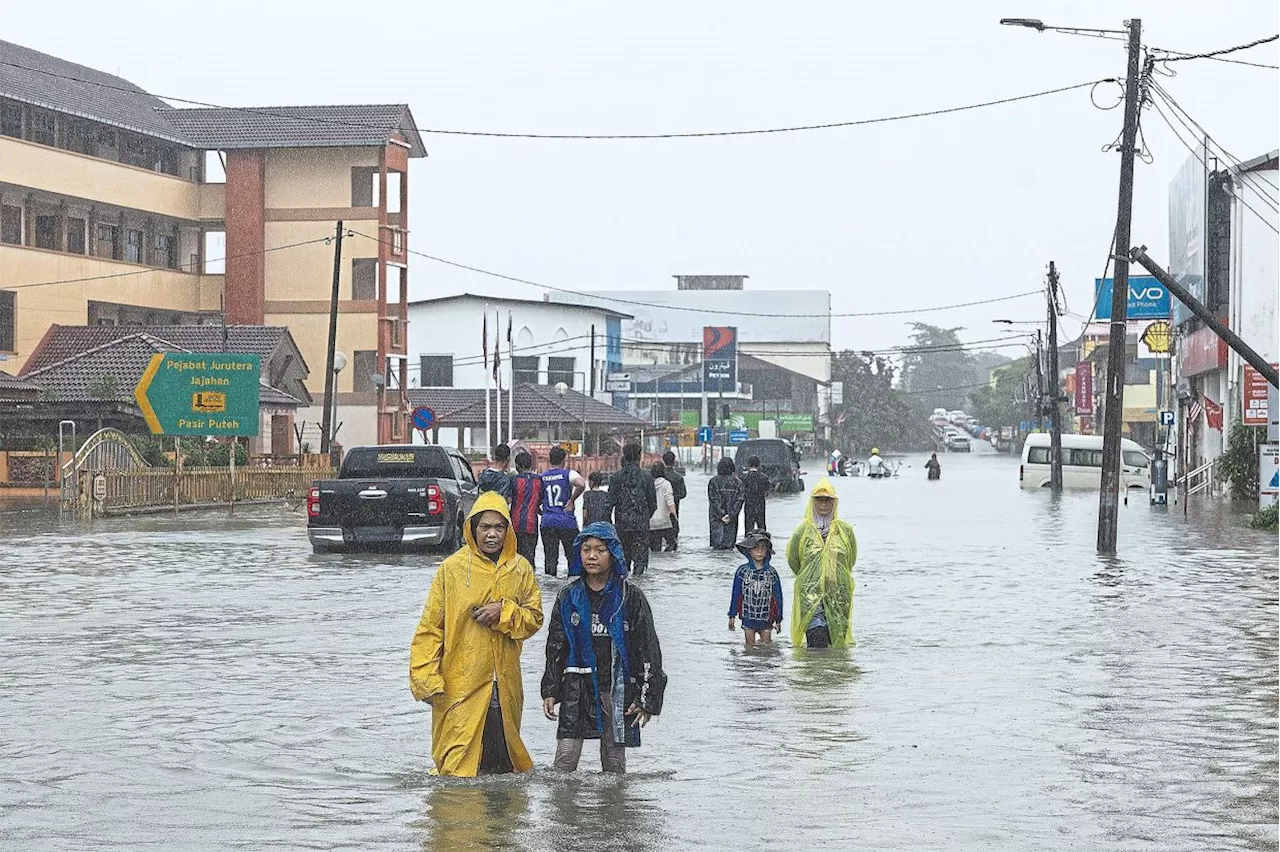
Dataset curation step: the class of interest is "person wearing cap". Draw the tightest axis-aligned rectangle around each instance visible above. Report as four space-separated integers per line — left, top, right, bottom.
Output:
727 529 784 648
786 478 856 649
541 522 667 773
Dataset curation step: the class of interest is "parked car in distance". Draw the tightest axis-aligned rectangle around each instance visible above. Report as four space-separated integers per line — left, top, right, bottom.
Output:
734 438 805 492
1020 433 1150 490
945 434 971 452
307 445 479 553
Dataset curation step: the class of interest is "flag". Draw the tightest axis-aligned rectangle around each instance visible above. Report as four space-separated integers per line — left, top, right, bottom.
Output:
492 311 501 382
506 312 513 346
1204 395 1223 431
483 312 489 371
1188 397 1203 425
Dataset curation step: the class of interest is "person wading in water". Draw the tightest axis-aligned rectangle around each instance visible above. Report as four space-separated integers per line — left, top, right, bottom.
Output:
786 478 856 649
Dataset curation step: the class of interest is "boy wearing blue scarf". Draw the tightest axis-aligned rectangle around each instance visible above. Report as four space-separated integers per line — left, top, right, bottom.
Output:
541 522 667 773
727 529 784 649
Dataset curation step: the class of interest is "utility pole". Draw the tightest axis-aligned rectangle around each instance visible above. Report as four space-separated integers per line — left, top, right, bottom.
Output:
1047 261 1064 492
589 324 597 397
319 221 344 455
1097 18 1144 555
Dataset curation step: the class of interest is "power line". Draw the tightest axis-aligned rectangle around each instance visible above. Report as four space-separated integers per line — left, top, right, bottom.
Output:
0 236 333 291
349 230 1039 319
1152 34 1279 67
0 59 1107 141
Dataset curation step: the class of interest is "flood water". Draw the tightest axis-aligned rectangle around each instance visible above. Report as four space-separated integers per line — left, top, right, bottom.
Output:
1 448 1275 850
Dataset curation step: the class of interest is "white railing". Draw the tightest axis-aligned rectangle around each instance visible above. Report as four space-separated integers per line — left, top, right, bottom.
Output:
1185 459 1216 497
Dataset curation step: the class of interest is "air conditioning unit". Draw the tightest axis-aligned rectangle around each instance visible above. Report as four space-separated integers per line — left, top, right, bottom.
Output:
1176 378 1193 401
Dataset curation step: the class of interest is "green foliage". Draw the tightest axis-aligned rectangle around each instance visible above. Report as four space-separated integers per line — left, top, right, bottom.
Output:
900 323 1010 413
1250 502 1278 532
205 441 248 467
968 357 1036 430
86 374 120 401
830 351 933 453
1218 423 1265 501
129 435 174 467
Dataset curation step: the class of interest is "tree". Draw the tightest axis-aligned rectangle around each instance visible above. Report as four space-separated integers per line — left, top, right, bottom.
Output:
967 357 1036 429
900 323 999 413
830 351 932 453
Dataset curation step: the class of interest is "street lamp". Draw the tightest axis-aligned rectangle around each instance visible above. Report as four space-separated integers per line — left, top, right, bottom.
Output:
330 350 346 455
554 378 589 456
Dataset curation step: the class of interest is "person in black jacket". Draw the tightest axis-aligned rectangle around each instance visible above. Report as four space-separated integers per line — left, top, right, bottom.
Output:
605 443 657 576
741 455 771 532
661 450 687 551
542 522 666 773
707 456 745 550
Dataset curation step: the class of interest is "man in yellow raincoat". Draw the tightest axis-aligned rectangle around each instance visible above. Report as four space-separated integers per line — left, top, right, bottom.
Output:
785 478 856 648
409 491 544 776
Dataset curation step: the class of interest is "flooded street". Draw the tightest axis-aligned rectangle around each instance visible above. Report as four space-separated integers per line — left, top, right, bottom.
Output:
1 448 1275 850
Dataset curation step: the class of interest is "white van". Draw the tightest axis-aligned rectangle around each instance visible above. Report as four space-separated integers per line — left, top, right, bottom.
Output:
1020 433 1150 490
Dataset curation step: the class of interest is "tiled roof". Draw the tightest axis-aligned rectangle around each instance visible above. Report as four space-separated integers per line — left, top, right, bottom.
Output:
0 369 41 400
407 385 648 429
23 333 300 406
0 39 187 143
159 104 426 156
21 325 296 376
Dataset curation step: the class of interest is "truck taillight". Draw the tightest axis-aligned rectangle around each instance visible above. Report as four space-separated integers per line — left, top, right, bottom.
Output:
307 486 321 517
426 484 443 516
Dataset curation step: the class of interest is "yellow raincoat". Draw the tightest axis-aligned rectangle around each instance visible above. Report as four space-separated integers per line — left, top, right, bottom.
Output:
409 491 544 776
785 477 857 647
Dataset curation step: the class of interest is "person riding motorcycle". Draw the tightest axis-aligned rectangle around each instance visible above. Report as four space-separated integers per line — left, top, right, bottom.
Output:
866 448 887 479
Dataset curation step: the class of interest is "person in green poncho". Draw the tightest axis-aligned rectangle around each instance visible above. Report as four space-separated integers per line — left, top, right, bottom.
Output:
785 477 856 648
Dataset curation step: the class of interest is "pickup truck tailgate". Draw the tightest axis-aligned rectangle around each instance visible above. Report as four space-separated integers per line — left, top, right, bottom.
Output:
327 479 432 531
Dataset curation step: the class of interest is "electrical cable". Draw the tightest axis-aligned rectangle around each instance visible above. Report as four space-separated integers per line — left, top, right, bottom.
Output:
349 231 1040 319
0 58 1108 141
1152 34 1279 66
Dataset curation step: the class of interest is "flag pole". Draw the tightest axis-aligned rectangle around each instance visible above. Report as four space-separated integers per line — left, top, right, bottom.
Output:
507 311 515 446
494 309 503 449
484 307 491 458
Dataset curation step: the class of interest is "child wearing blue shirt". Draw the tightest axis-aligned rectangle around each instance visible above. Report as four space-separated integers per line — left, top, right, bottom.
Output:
727 530 784 649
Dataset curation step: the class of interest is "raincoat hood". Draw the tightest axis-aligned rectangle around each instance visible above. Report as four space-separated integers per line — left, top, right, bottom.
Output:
462 490 518 564
570 522 629 579
805 477 841 523
735 529 774 559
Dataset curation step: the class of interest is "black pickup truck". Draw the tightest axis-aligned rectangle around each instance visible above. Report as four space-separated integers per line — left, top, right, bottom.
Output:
307 445 479 553
734 438 805 493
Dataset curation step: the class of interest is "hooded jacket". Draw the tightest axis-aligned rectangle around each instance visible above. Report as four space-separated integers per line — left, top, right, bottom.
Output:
408 491 545 776
728 531 784 628
605 460 658 534
542 522 667 745
785 478 857 647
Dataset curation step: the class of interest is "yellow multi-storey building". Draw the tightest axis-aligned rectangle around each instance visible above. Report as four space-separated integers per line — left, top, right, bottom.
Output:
0 39 425 446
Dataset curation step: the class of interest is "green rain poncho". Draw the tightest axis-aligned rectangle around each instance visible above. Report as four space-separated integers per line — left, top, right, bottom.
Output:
785 477 857 647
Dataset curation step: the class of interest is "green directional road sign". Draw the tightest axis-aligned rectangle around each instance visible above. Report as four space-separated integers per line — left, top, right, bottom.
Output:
134 353 261 436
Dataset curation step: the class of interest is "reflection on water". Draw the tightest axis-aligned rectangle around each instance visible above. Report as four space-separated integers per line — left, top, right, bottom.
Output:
0 451 1274 850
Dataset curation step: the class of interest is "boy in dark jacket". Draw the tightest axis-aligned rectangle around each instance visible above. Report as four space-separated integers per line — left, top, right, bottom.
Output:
510 452 543 567
605 443 657 576
477 443 513 502
727 529 784 648
661 450 687 550
741 455 772 532
542 522 666 773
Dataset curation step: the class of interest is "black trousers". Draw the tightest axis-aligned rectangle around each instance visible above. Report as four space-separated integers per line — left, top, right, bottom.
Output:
541 526 577 576
479 685 514 775
515 531 538 567
744 502 766 533
805 625 832 649
648 526 677 552
619 529 650 576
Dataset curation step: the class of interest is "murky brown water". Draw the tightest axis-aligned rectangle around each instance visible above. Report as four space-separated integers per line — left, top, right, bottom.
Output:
1 449 1275 850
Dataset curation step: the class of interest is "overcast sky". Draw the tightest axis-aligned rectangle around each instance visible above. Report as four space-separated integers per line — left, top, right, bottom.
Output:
10 1 1277 354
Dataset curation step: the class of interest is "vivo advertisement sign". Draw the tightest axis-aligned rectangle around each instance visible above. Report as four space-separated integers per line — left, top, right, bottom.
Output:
1094 276 1171 321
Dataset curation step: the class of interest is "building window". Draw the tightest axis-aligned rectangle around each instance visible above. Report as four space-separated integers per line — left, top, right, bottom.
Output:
67 218 86 254
1 205 21 245
0 290 14 352
419 355 453 387
120 133 152 169
512 356 539 385
34 215 58 251
30 108 55 146
60 118 93 155
1 100 23 139
153 234 174 268
124 228 144 263
547 357 576 389
351 167 377 207
352 350 379 393
96 223 118 259
351 259 377 300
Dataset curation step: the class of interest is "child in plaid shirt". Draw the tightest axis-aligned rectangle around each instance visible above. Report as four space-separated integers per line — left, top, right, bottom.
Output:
727 530 784 649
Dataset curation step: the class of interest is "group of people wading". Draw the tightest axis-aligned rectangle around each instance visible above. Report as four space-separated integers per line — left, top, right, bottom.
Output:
408 443 857 777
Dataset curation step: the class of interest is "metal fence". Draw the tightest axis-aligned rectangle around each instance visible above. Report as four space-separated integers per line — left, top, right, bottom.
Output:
99 467 332 514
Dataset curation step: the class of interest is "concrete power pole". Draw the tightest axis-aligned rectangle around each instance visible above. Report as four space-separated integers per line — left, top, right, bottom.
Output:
1097 18 1144 555
1047 261 1064 492
320 220 344 456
